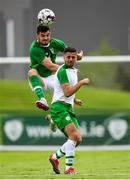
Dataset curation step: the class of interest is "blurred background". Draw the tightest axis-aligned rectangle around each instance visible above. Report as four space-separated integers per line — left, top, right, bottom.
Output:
0 0 130 57
0 0 130 149
0 0 130 90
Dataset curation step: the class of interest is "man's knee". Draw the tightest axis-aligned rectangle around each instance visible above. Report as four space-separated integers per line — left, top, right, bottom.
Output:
71 132 82 146
28 69 38 77
76 134 82 146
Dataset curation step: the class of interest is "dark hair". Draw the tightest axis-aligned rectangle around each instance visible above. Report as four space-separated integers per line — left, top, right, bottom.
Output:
37 24 50 33
63 47 77 53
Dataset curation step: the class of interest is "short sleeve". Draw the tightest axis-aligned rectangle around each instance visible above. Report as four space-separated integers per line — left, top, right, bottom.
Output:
53 39 68 52
57 68 69 85
30 47 46 64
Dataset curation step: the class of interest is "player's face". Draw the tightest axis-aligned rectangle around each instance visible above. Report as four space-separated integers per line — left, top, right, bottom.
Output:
36 31 51 46
64 52 77 68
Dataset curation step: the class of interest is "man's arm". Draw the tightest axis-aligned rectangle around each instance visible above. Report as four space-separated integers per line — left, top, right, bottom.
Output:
41 57 59 73
74 98 82 106
61 78 90 97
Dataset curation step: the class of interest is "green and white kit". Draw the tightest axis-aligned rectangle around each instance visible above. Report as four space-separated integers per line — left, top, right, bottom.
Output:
29 38 67 92
50 64 79 131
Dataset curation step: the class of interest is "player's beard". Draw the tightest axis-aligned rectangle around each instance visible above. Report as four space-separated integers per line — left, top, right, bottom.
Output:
40 41 50 47
66 61 75 68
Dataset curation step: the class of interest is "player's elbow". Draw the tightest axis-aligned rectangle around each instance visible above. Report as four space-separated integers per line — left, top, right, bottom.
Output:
64 91 72 97
49 64 58 73
62 85 73 97
64 93 70 97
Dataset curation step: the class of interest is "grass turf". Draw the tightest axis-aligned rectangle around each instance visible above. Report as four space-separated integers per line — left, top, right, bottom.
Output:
0 150 130 179
0 80 130 115
0 81 130 179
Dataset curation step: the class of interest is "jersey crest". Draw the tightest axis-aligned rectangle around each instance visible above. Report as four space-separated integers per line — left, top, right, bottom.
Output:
50 48 55 54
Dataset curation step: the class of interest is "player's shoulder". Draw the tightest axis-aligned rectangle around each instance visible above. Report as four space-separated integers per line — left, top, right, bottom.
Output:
57 64 67 75
30 40 42 53
58 65 77 75
59 64 67 71
50 38 67 52
50 38 66 46
30 40 40 48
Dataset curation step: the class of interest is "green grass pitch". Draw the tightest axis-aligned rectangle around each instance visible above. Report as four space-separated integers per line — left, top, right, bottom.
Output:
0 80 130 114
0 150 130 179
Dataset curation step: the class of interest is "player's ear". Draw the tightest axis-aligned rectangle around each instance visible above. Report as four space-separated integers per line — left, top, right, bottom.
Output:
36 33 38 39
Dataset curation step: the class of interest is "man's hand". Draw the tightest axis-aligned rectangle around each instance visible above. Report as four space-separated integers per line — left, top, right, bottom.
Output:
74 98 82 106
77 50 83 61
79 78 90 86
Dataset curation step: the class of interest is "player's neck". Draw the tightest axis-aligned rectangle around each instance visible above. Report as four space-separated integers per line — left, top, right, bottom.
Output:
37 40 50 47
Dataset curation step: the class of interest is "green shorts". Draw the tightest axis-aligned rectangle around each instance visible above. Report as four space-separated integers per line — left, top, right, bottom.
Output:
50 101 79 131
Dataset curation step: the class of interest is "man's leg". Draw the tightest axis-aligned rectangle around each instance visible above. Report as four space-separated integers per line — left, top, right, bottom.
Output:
64 122 82 174
28 69 49 111
49 143 66 174
42 74 57 131
49 123 81 174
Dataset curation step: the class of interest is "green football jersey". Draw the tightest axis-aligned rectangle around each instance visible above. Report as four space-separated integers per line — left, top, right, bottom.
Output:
29 38 67 77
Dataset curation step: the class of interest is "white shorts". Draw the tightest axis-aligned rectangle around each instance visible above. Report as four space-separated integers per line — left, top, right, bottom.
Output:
28 74 55 95
41 74 55 94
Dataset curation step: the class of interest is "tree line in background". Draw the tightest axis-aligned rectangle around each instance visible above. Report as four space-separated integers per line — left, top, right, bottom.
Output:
86 38 130 91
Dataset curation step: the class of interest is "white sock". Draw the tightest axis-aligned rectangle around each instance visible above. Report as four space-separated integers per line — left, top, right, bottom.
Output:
52 143 66 160
64 139 76 170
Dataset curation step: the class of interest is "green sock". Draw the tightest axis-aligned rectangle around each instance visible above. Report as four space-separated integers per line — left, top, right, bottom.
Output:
52 148 65 160
29 75 44 100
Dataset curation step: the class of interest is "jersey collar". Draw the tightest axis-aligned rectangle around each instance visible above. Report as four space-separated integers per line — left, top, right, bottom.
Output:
37 40 50 47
